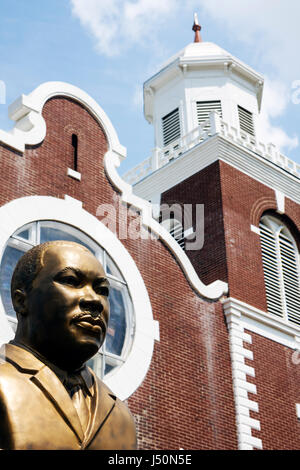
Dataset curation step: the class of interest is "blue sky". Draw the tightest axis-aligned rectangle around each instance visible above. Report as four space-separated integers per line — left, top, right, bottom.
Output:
0 0 299 174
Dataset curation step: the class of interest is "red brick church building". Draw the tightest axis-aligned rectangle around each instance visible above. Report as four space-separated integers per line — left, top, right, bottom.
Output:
0 22 299 450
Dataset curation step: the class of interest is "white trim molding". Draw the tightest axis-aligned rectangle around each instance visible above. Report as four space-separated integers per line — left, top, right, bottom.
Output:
224 301 262 450
0 195 157 401
250 225 260 235
1 81 126 160
223 297 300 450
132 135 300 207
67 168 81 181
275 189 285 214
223 297 300 350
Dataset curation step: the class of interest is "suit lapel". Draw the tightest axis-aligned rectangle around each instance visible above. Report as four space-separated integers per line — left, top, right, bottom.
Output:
3 343 85 443
82 370 116 448
32 366 84 443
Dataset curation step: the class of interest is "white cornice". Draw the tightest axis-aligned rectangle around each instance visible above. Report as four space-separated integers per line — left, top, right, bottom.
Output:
133 135 300 205
143 42 264 119
223 297 300 349
144 43 263 92
0 81 126 159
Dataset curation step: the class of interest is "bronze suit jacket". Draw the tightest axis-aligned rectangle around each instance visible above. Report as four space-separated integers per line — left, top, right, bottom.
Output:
0 344 137 450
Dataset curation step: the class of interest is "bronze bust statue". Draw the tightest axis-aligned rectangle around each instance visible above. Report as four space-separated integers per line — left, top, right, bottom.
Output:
0 241 137 450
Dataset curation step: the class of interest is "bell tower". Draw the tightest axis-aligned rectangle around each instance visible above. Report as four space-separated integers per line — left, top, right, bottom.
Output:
123 19 300 451
142 14 264 162
123 15 300 298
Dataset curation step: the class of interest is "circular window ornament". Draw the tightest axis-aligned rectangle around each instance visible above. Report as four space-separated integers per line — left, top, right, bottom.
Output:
0 195 156 400
0 221 134 380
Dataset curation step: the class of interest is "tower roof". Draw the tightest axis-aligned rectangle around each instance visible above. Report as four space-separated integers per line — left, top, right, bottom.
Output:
144 41 264 122
151 41 261 79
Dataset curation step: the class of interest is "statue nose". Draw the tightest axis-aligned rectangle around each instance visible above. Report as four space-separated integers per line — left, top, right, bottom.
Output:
81 284 99 301
79 298 103 317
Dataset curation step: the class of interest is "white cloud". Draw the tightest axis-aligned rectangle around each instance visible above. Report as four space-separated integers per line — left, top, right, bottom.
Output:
70 0 179 57
196 0 300 152
199 0 300 81
257 78 298 151
132 85 143 110
70 0 299 152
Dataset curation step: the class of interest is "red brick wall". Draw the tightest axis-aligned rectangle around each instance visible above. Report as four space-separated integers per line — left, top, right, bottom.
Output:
245 330 300 450
0 97 238 449
161 161 228 286
160 156 300 449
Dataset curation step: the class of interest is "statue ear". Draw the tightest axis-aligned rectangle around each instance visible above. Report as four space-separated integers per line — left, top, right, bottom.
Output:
12 289 28 316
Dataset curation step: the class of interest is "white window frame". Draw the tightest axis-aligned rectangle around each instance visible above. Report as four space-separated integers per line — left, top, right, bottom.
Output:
2 221 135 379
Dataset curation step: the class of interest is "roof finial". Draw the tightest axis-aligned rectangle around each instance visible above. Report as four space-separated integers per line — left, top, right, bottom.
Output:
192 13 202 43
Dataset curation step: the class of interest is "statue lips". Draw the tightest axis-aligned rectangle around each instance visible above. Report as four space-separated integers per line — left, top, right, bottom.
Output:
73 314 106 336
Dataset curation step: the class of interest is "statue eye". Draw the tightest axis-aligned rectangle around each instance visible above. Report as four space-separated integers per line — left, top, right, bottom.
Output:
94 285 109 296
59 275 80 287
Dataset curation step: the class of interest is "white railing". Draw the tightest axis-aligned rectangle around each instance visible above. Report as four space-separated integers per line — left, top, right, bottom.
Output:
123 111 300 185
219 119 300 177
123 157 152 185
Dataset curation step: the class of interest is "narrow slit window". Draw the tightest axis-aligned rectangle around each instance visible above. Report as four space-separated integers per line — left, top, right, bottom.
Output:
72 134 78 172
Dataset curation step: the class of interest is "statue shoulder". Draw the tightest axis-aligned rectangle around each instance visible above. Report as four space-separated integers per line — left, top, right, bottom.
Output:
0 360 20 384
92 372 137 449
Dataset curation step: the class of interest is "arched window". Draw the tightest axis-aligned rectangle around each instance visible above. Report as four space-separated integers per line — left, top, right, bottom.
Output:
0 221 134 379
259 215 300 325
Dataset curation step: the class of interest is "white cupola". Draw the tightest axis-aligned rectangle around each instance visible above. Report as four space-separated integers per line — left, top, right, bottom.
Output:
143 15 264 151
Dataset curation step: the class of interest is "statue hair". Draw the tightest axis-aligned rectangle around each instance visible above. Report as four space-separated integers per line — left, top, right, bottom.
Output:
11 241 91 304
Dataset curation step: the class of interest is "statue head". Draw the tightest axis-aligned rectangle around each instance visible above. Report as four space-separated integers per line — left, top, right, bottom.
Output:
11 241 110 371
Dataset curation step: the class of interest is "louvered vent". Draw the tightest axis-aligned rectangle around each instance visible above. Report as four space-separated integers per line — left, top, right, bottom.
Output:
162 108 181 147
238 105 255 136
260 222 284 318
169 221 185 250
260 217 300 325
279 232 300 325
196 101 222 132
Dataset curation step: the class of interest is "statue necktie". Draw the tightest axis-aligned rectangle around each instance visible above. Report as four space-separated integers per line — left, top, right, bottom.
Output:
65 373 91 433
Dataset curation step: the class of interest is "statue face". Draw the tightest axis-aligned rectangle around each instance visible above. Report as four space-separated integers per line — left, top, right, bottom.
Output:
24 244 110 370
